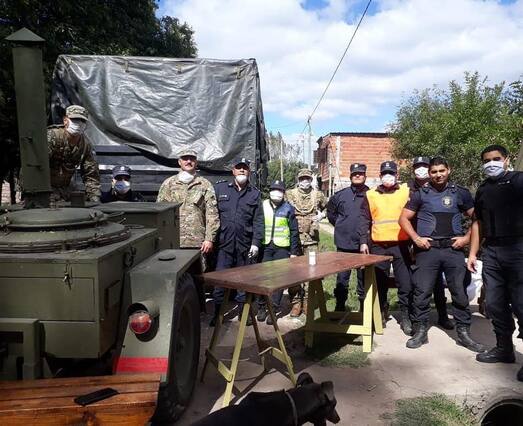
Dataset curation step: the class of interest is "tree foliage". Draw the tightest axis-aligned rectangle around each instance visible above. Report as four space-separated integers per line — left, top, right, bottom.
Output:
0 0 197 180
390 72 523 189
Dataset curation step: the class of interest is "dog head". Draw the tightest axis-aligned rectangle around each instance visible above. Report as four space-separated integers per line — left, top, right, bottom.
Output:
292 373 340 425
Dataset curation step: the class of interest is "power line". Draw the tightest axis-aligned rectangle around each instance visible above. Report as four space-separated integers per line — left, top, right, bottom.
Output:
301 0 373 135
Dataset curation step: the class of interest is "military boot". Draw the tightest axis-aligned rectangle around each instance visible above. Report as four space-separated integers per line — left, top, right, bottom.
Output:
476 334 515 363
456 326 486 353
256 306 268 322
237 304 252 326
436 303 454 330
400 308 413 336
209 304 221 327
406 323 428 349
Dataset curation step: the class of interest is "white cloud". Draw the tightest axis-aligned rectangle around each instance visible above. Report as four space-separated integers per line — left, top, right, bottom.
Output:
160 0 523 131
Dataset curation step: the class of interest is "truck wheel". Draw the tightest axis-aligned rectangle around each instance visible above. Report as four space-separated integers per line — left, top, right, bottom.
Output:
152 272 201 424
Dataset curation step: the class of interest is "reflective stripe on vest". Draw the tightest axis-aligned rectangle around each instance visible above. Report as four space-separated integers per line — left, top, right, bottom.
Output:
367 184 410 242
263 199 291 247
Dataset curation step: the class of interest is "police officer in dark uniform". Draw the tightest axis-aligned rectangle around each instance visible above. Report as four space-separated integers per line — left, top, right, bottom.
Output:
468 145 523 380
327 163 369 311
101 165 145 203
408 156 454 330
210 158 264 327
399 157 485 352
257 180 300 325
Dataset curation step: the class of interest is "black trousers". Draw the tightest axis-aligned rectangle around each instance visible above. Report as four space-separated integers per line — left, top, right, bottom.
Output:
334 248 364 302
257 242 290 310
482 240 523 338
413 247 471 326
371 242 413 313
213 248 248 304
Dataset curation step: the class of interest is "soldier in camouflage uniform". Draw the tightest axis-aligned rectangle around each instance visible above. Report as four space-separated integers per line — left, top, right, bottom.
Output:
47 105 101 205
286 168 328 316
157 148 219 270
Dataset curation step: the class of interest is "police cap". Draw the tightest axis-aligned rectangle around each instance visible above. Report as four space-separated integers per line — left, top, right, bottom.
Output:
380 161 398 174
297 168 313 179
412 156 430 167
112 165 131 178
65 105 88 121
233 157 251 168
177 148 198 158
350 163 367 174
270 180 286 191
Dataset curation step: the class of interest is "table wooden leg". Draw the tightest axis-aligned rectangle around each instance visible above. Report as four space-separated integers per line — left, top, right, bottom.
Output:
314 279 328 320
266 298 297 386
201 288 230 383
370 267 383 335
305 281 318 348
362 267 373 353
249 294 267 371
222 296 251 407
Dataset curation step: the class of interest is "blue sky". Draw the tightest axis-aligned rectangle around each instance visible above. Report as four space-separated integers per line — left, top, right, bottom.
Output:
157 0 523 160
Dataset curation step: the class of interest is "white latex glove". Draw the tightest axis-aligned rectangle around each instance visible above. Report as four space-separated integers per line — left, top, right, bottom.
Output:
248 245 259 258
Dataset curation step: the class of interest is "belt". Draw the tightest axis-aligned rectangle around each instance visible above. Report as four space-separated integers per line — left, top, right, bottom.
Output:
485 236 523 246
429 238 454 248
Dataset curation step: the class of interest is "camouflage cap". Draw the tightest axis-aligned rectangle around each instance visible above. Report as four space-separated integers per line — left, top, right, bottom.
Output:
297 168 313 179
65 105 88 121
177 148 198 158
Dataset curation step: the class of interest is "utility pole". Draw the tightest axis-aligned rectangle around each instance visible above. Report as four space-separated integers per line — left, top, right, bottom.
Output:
307 117 312 169
278 132 284 181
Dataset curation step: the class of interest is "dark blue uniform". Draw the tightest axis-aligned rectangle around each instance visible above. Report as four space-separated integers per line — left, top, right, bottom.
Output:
327 185 369 305
213 180 264 304
407 182 474 326
100 189 144 203
474 171 523 339
407 179 450 323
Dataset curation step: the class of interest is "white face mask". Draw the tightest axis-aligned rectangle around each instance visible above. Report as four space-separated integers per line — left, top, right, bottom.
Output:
381 174 396 188
113 179 131 195
66 120 87 136
483 160 505 178
235 174 248 185
414 166 429 179
298 180 312 190
269 190 284 203
178 170 195 183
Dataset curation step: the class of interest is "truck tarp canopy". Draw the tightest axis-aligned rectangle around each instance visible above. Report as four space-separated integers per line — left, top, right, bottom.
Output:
50 55 267 172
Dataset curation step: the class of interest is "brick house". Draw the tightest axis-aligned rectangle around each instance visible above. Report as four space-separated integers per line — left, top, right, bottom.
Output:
315 132 396 194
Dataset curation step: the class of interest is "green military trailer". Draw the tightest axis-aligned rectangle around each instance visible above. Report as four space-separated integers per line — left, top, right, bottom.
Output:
0 29 205 424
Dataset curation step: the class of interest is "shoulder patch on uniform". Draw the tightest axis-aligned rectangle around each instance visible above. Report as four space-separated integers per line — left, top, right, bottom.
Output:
218 194 229 201
215 179 228 184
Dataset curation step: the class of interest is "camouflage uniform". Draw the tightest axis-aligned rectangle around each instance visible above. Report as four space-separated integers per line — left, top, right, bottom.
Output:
286 169 328 314
47 126 101 204
157 174 219 249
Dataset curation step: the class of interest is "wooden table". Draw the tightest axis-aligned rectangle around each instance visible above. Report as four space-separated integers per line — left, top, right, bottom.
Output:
200 251 391 407
0 373 160 425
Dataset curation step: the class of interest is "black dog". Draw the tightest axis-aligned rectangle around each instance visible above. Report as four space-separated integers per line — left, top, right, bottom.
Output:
191 373 340 426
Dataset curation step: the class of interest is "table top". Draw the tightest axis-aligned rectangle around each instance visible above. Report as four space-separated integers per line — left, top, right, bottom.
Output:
201 251 392 296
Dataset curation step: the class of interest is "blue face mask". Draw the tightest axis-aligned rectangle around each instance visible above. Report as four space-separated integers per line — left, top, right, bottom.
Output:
114 180 131 195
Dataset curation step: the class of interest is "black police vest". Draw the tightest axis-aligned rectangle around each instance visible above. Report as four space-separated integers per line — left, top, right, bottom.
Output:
416 185 463 238
475 171 523 238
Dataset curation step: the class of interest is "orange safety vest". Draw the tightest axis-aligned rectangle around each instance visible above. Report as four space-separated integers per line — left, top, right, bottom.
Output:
366 184 410 242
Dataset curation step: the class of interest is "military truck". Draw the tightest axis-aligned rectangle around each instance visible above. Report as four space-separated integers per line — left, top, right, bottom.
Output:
0 28 268 424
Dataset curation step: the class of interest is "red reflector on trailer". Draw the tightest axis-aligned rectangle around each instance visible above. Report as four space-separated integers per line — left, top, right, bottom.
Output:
115 357 168 373
129 310 152 335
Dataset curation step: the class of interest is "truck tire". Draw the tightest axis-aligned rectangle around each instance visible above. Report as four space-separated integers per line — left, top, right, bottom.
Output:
152 272 201 424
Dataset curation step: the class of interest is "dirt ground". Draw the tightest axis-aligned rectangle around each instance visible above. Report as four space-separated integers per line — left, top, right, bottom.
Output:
178 297 523 425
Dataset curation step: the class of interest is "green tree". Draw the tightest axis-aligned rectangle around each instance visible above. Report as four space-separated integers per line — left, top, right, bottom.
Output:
390 72 523 189
0 0 197 181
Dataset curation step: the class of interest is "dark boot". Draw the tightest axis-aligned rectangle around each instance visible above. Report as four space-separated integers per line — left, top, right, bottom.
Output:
266 311 279 326
400 309 413 336
456 326 486 353
209 304 221 327
517 365 523 382
256 306 268 322
335 298 346 312
437 304 454 330
406 323 428 349
476 334 515 363
237 304 252 326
